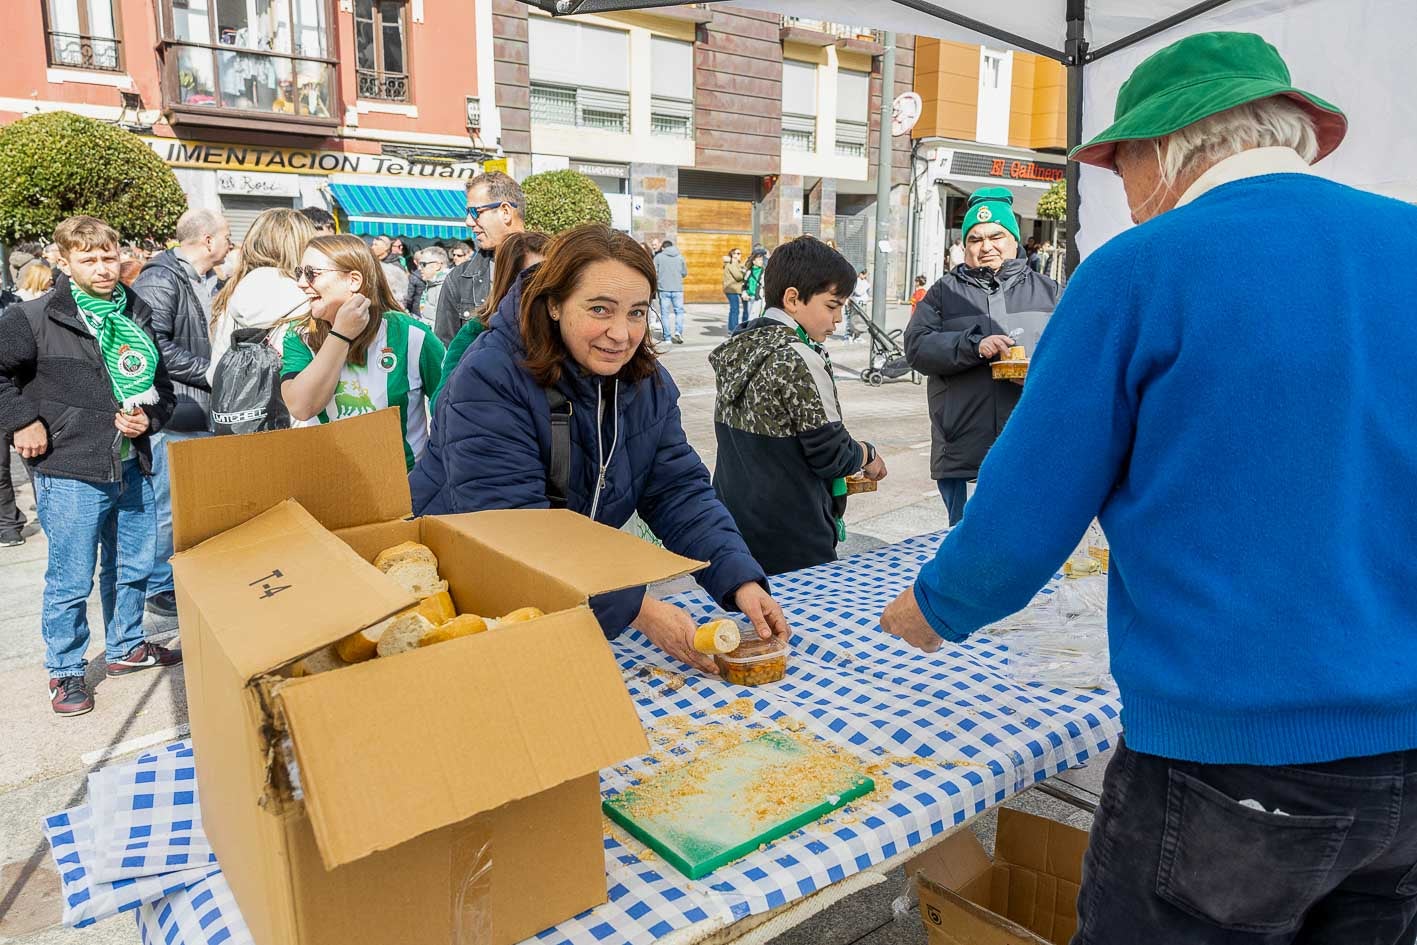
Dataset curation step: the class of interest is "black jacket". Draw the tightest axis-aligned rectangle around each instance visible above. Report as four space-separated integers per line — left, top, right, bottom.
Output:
432 249 493 345
709 311 866 576
904 259 1060 479
132 250 213 431
0 273 175 482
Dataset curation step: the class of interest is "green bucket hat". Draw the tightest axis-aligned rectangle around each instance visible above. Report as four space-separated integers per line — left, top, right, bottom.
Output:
962 187 1020 243
1070 31 1347 171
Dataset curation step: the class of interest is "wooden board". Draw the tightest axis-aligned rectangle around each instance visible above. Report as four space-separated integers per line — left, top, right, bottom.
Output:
603 732 875 880
678 198 754 303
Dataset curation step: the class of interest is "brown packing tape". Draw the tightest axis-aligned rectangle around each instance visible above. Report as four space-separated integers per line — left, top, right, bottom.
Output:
451 828 493 945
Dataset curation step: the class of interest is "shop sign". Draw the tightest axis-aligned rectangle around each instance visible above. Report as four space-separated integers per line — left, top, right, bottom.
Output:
142 137 480 179
571 161 628 179
216 170 302 198
951 150 1064 183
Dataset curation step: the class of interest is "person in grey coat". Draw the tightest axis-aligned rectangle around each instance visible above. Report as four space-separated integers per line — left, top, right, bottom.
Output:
653 238 688 344
904 188 1059 525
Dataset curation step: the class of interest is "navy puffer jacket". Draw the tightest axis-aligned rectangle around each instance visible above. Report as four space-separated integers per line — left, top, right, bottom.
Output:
409 271 768 636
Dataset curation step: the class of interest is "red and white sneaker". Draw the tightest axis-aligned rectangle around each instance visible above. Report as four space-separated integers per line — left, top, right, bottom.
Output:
49 676 94 716
106 641 183 678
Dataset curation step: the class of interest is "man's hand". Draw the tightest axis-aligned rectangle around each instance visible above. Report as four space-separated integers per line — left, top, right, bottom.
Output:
978 334 1013 360
881 586 944 653
13 420 48 459
863 454 888 481
632 596 717 674
734 582 790 643
114 408 149 439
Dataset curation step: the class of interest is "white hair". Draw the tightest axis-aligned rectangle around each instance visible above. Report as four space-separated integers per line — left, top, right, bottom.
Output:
174 207 228 243
1146 97 1319 189
419 245 449 265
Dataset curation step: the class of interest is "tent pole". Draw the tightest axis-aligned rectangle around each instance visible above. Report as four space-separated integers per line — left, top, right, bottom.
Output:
1064 0 1086 277
871 32 896 331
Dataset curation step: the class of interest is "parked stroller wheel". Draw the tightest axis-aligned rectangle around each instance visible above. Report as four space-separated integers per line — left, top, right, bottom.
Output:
867 370 884 387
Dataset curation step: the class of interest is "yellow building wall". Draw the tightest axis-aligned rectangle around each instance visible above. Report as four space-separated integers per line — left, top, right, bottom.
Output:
1007 53 1067 150
912 38 978 141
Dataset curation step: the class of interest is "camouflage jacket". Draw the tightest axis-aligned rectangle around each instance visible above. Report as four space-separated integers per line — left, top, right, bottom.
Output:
709 309 867 577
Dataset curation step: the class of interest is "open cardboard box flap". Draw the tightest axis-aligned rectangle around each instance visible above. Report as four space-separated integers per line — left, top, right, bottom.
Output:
438 509 706 596
274 607 649 870
170 410 411 554
170 500 414 680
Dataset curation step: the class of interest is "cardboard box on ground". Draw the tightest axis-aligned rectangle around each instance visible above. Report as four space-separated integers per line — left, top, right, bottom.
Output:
167 409 706 945
906 809 1089 945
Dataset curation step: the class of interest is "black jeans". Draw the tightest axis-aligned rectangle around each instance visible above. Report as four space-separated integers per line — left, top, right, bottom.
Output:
1074 738 1417 945
0 435 27 532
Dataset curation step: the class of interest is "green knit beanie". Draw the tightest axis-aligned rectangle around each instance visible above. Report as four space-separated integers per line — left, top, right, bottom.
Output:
962 187 1020 243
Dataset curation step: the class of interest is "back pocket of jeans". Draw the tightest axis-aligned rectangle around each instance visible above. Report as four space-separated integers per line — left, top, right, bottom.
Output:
1156 768 1353 933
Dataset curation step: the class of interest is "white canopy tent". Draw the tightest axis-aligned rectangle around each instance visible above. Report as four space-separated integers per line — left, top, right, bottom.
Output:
518 0 1417 263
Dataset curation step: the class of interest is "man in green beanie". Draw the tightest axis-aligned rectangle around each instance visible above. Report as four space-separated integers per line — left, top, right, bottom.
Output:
904 185 1058 525
883 30 1417 944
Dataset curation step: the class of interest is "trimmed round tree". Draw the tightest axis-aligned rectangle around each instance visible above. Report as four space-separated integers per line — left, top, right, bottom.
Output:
0 111 187 244
520 169 612 235
1037 179 1066 221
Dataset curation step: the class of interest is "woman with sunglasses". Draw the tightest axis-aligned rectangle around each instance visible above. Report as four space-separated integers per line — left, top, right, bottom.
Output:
281 234 446 470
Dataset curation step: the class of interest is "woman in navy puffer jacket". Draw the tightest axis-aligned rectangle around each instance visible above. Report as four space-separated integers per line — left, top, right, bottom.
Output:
410 225 787 673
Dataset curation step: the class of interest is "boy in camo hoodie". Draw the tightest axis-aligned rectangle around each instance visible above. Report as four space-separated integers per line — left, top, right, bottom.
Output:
710 237 887 576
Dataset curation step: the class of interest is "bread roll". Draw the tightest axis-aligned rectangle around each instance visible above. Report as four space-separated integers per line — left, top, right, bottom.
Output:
417 590 457 625
497 606 545 626
291 644 348 677
420 614 489 647
384 560 447 600
335 623 383 663
375 612 436 658
693 619 741 655
374 541 437 572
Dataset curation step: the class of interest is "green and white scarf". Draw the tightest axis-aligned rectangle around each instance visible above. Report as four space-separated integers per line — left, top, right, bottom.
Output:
70 281 161 409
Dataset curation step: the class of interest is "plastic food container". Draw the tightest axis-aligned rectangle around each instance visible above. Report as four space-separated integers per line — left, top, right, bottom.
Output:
714 632 789 686
991 359 1029 380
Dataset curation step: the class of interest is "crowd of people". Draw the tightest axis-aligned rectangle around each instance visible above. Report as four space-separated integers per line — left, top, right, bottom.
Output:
2 29 1417 942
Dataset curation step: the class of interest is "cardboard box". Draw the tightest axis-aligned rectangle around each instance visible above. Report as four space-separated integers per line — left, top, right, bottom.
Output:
909 809 1089 945
168 410 702 945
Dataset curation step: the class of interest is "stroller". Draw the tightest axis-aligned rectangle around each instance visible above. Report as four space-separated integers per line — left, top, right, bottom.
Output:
847 300 918 387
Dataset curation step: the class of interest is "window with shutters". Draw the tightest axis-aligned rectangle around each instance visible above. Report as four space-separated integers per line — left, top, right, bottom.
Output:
529 18 631 134
835 68 869 158
355 0 409 102
650 36 694 138
782 59 818 153
44 0 124 72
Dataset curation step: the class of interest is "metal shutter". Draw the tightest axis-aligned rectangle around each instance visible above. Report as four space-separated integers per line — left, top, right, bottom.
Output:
220 196 296 243
677 170 761 202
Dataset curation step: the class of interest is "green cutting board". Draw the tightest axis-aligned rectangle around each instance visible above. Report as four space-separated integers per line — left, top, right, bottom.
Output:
603 731 875 880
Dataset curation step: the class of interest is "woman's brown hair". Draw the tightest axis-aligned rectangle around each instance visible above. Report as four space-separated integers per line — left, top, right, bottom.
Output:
302 234 404 366
521 224 659 387
476 230 550 326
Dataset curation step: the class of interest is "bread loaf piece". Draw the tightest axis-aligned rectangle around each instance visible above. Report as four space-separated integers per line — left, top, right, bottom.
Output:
291 644 349 677
420 614 489 647
374 541 437 572
335 623 383 663
375 612 436 658
384 561 447 600
417 590 457 625
495 606 545 626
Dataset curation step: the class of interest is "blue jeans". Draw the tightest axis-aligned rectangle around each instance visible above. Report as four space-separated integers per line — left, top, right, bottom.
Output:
726 292 742 333
658 291 685 339
33 463 155 678
1075 738 1417 944
936 477 969 526
148 430 212 596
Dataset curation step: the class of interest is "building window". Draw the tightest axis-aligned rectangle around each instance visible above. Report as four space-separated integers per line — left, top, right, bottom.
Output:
782 59 818 154
161 0 334 121
650 36 693 139
531 84 630 133
355 0 408 101
529 17 630 134
835 68 870 158
44 0 123 72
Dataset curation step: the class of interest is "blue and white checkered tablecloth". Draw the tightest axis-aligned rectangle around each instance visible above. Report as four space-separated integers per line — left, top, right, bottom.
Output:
44 532 1121 945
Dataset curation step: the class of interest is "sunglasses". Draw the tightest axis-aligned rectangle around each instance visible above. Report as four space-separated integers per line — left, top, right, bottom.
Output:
466 201 517 222
295 265 348 284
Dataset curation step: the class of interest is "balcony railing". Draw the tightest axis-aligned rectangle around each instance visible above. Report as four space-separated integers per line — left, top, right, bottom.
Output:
531 84 630 134
47 31 122 72
780 17 882 44
358 69 409 102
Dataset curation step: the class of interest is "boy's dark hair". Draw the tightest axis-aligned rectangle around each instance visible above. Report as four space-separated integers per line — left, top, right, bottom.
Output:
763 236 857 309
299 206 336 231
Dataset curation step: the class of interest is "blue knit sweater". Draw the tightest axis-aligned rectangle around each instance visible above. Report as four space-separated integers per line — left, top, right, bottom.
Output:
913 173 1417 766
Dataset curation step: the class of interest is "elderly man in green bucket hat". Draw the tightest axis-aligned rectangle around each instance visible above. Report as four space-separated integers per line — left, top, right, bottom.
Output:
881 30 1417 943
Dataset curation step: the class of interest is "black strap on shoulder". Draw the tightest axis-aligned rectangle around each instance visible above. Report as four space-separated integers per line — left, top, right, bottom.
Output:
545 387 573 510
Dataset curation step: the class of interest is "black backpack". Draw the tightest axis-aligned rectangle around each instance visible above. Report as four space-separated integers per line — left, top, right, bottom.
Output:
210 328 291 436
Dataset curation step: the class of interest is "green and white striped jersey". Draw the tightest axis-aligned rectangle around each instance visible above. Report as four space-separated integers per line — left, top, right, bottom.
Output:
282 311 445 470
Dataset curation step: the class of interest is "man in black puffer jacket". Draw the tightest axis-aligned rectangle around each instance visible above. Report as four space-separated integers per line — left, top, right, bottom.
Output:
904 188 1059 525
0 216 179 717
131 208 230 617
